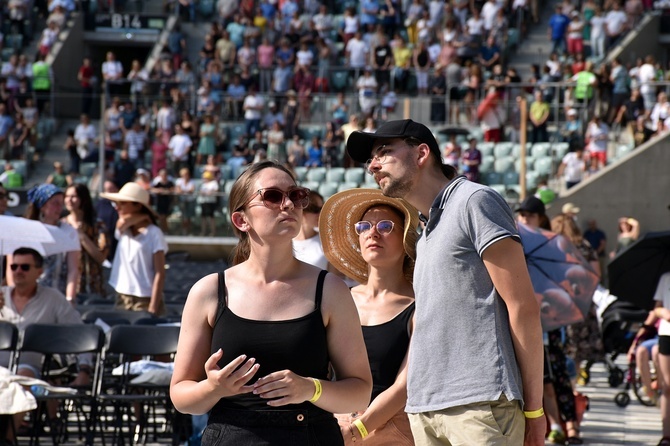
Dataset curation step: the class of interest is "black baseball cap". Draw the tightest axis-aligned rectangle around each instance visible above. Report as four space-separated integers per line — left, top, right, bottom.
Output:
347 119 441 163
515 196 546 215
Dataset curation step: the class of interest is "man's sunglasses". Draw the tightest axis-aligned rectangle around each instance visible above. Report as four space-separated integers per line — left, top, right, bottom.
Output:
354 220 395 235
243 187 310 210
10 263 34 271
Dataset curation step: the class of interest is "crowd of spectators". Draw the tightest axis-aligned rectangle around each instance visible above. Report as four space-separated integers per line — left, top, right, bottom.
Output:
2 0 669 233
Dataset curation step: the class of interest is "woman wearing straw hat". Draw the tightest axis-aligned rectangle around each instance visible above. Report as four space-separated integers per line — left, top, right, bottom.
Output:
319 188 419 445
170 161 372 445
100 182 168 316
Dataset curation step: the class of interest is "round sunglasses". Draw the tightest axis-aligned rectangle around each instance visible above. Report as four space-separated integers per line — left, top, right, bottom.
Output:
354 220 395 235
243 187 310 210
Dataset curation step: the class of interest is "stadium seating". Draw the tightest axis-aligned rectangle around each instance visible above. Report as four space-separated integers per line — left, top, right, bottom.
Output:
533 156 554 177
493 142 513 158
337 181 359 192
305 167 327 182
301 180 320 191
514 157 535 173
483 171 503 186
343 167 365 185
325 167 345 183
552 142 570 160
478 142 495 157
318 182 339 199
526 171 540 190
293 166 308 181
493 156 515 174
531 142 552 158
503 171 520 187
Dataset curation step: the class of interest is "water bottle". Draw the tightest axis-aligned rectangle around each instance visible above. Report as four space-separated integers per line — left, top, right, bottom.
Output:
30 385 49 397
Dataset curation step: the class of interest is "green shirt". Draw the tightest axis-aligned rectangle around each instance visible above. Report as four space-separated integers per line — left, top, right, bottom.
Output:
32 62 51 91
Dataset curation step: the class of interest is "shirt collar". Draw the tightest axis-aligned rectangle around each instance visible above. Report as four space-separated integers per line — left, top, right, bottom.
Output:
423 175 466 236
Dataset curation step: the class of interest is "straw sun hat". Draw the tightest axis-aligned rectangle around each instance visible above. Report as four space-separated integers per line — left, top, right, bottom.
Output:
319 189 420 284
100 182 156 216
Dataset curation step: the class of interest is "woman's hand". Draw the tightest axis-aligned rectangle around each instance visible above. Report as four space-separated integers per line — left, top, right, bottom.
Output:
205 349 260 398
252 370 315 407
340 424 358 446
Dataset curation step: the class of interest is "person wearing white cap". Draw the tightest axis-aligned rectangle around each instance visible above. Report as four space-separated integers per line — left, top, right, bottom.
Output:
101 182 168 316
562 202 580 218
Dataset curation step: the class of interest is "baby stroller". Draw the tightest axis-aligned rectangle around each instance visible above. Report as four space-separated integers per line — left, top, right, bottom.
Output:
597 298 654 406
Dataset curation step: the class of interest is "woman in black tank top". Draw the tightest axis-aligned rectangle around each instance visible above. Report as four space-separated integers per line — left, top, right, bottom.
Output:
320 189 420 445
170 161 372 446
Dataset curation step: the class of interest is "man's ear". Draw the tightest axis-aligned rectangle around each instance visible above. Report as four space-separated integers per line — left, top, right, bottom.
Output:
231 210 249 232
416 142 432 167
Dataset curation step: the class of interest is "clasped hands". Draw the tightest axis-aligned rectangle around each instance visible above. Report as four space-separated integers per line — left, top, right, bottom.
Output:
204 348 316 406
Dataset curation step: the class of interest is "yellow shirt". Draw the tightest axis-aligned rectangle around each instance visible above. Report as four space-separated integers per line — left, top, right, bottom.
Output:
393 47 412 68
530 101 550 123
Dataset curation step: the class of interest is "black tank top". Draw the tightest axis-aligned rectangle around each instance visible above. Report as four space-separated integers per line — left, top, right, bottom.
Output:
363 302 414 401
417 49 429 68
210 270 331 411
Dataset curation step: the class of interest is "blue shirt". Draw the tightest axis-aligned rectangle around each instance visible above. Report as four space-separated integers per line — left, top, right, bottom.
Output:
584 229 606 257
273 66 293 92
227 84 247 99
480 44 500 63
549 13 570 40
226 22 246 48
260 2 276 19
0 115 14 137
360 0 380 26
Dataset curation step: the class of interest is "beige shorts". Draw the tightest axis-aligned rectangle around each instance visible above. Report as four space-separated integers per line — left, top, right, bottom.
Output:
115 293 166 317
408 395 524 446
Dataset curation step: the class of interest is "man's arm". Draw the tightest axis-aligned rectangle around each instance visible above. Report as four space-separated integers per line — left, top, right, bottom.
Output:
482 237 545 446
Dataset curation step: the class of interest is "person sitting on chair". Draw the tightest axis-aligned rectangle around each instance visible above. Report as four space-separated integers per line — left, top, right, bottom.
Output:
0 247 93 436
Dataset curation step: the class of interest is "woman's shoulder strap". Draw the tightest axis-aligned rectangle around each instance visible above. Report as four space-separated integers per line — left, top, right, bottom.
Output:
314 269 328 309
214 271 228 325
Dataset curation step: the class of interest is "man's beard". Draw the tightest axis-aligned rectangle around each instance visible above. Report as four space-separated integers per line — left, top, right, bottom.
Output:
377 172 413 198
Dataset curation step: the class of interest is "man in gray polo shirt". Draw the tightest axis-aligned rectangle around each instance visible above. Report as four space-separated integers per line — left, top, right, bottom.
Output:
347 119 545 445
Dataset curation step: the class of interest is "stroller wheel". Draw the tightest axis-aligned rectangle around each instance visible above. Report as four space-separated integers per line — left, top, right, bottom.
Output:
609 367 625 387
615 392 631 407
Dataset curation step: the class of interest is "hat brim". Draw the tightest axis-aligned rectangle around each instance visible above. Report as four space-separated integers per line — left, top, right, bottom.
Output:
99 191 157 216
347 131 407 164
319 188 420 284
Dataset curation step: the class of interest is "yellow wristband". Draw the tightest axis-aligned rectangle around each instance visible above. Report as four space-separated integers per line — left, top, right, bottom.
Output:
352 419 369 439
523 407 545 419
308 378 322 403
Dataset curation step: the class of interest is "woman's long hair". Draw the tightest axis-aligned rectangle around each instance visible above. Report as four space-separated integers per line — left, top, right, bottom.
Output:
67 184 96 228
550 213 583 246
228 161 297 265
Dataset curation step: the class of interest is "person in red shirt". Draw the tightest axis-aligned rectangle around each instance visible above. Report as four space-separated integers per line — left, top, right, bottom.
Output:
77 57 94 115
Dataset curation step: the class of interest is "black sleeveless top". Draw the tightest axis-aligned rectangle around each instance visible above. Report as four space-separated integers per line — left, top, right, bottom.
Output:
363 302 415 401
210 270 331 412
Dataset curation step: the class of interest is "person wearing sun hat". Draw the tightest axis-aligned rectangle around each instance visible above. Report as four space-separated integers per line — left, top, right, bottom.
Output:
319 188 418 444
101 181 167 316
348 119 545 445
561 202 580 219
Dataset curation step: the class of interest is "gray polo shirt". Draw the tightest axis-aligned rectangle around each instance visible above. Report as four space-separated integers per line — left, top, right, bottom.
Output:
407 176 524 413
0 285 92 371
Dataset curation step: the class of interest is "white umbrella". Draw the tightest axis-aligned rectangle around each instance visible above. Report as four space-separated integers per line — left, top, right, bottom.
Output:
0 216 57 278
0 216 56 255
0 222 80 256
